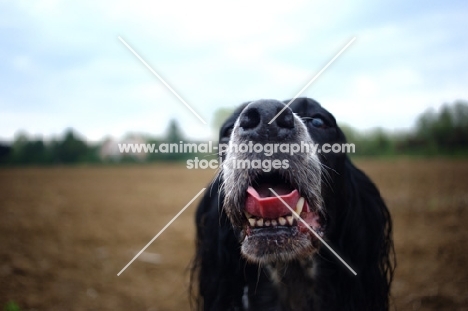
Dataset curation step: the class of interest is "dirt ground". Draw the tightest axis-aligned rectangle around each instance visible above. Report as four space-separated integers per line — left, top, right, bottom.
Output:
0 159 467 310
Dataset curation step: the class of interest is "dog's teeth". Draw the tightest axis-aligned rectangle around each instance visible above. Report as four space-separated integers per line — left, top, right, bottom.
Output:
248 218 256 227
271 219 277 226
278 217 286 226
295 197 305 215
257 218 264 227
244 211 252 218
286 215 294 225
265 220 271 226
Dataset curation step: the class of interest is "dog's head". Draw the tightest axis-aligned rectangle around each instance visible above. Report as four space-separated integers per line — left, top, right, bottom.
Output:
219 97 347 264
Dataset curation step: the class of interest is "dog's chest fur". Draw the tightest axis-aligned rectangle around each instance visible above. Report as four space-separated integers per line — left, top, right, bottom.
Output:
243 258 317 311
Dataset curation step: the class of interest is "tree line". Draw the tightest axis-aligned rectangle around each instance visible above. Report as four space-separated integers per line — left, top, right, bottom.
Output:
342 100 468 157
0 120 200 165
1 100 467 165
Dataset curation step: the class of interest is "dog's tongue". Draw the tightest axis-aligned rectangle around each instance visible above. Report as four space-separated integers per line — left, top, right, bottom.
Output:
245 186 299 218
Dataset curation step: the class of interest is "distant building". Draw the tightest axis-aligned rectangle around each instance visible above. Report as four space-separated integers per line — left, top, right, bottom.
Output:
99 135 148 161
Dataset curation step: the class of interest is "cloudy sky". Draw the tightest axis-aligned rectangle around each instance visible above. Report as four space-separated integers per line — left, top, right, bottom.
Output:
1 0 467 141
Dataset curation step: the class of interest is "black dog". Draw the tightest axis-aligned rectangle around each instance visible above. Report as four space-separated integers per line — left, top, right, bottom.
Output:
191 98 395 311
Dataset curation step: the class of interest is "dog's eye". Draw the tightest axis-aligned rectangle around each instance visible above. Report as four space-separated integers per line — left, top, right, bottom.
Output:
310 117 326 128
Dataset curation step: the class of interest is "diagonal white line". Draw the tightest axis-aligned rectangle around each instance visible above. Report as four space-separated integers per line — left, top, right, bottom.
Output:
269 37 356 125
117 187 206 276
118 36 207 125
268 188 357 276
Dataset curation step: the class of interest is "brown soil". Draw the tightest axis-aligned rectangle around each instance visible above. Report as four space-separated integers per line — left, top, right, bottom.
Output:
0 159 467 310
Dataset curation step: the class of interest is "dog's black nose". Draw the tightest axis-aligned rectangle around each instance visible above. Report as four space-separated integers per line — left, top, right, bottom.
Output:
239 99 295 140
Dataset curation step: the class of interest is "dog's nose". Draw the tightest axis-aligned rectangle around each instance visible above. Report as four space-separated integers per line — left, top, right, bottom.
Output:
239 99 295 140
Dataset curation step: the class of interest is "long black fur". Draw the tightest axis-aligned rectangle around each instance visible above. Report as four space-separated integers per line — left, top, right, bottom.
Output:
190 98 395 311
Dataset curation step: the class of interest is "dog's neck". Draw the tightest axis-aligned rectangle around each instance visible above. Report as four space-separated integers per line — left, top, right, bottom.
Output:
265 258 316 310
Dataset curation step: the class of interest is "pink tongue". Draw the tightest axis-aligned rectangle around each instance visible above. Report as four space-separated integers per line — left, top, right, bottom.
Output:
245 186 299 218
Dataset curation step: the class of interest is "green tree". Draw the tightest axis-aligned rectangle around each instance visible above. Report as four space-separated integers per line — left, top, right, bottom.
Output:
160 119 188 161
166 119 184 143
413 101 468 153
55 129 89 163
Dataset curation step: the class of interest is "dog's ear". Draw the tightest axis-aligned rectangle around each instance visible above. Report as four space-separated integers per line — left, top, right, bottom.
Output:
330 158 395 309
190 177 245 310
315 158 395 310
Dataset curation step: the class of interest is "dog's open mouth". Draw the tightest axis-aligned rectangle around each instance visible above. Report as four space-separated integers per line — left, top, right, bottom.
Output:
239 172 324 263
244 172 323 233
